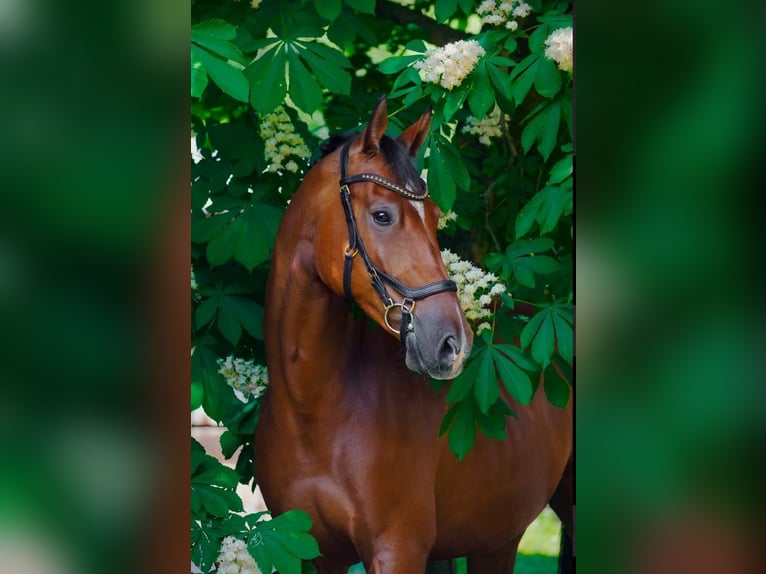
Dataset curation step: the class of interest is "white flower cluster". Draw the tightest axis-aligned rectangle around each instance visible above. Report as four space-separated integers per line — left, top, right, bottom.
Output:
413 40 485 91
217 356 269 403
216 536 262 574
441 249 507 334
544 27 573 73
191 266 198 291
477 1 532 31
259 107 310 173
462 105 507 146
437 210 458 230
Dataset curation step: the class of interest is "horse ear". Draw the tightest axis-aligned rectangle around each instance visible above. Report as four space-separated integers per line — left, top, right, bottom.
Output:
397 106 432 157
362 95 388 154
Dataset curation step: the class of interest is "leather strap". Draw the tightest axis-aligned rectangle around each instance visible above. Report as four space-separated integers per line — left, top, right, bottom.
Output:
337 140 457 339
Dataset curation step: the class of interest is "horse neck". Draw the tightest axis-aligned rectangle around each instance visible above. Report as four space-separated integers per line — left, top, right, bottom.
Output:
265 189 353 412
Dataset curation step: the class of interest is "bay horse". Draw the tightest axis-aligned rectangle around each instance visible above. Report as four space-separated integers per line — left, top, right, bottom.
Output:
255 96 573 573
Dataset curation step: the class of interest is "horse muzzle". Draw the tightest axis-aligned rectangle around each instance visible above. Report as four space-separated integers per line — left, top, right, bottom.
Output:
403 319 471 380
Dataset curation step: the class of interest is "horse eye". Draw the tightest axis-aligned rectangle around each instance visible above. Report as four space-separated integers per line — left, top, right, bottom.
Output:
372 210 392 225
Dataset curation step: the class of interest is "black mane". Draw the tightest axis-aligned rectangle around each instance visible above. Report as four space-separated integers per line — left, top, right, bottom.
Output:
318 131 426 194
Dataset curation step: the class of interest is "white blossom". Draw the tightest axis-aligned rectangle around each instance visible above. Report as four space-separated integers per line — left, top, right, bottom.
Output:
259 107 310 173
544 27 573 73
413 40 485 91
216 536 263 574
191 266 198 291
477 0 531 30
217 356 270 402
441 249 508 329
437 209 458 230
462 105 507 146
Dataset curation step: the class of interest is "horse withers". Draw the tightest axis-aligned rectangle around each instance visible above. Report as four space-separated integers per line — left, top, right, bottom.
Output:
255 96 573 573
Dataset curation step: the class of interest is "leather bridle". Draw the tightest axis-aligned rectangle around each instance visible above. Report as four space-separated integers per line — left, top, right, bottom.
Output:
338 140 457 341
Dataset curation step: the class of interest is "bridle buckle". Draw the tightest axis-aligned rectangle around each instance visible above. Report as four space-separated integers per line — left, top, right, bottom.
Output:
383 298 416 335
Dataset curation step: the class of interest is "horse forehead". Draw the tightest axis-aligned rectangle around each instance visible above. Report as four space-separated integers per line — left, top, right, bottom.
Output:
409 200 425 222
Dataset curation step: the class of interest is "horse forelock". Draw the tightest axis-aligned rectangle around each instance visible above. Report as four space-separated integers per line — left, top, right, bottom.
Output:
317 131 426 195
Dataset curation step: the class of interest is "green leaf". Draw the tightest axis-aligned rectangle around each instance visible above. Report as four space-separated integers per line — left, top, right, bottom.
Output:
315 0 342 21
195 484 242 517
247 533 273 574
477 409 506 441
265 537 302 574
224 296 265 340
491 348 533 404
487 62 513 101
220 430 242 459
192 464 240 488
491 56 515 67
443 87 469 122
510 57 539 105
439 403 460 437
194 297 218 328
440 138 471 191
534 56 562 98
378 54 422 74
303 42 352 68
247 47 287 115
515 193 541 239
288 52 323 113
300 48 351 95
393 66 421 91
493 343 539 372
206 216 241 267
191 520 220 573
217 303 242 346
538 186 569 234
233 208 271 271
269 509 313 532
448 399 476 460
191 437 207 474
458 0 474 15
345 0 376 14
537 101 560 161
548 154 573 184
543 362 571 408
468 63 495 118
506 237 554 257
473 349 498 414
528 22 549 52
531 312 555 368
446 348 483 403
192 18 236 41
192 34 245 65
192 45 249 103
191 51 208 98
435 0 459 22
191 380 203 410
521 106 545 155
551 312 573 364
515 186 569 238
520 310 546 350
518 255 560 275
427 142 456 212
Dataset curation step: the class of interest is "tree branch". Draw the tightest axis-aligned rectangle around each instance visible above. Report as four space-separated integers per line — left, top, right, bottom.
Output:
377 0 468 45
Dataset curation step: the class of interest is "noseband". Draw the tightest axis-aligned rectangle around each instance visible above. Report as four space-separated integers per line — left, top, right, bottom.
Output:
338 141 457 342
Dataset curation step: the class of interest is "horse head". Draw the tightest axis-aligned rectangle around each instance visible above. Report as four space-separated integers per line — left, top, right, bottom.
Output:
312 96 472 380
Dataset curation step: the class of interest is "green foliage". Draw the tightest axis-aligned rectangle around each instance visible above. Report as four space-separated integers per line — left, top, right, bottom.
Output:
191 0 572 567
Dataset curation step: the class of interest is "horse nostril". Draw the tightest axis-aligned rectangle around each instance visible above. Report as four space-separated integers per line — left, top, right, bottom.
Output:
439 335 460 365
